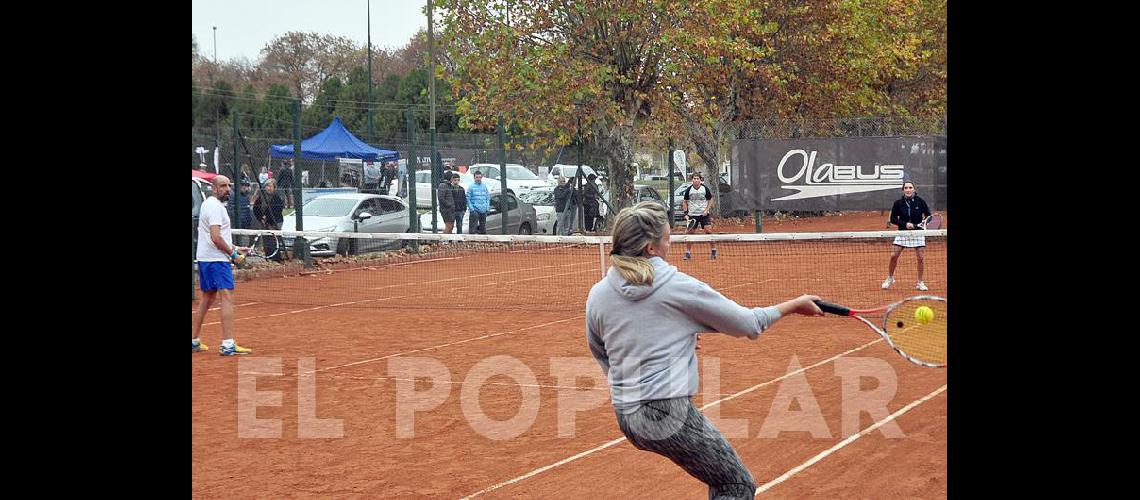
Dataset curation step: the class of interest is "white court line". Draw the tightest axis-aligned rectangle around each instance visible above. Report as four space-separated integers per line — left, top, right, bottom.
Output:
190 302 260 314
330 375 611 392
459 339 885 499
308 316 582 374
200 263 588 326
755 384 948 496
235 316 584 377
235 370 772 399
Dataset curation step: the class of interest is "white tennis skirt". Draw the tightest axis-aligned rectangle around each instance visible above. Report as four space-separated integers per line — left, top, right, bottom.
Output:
893 233 927 248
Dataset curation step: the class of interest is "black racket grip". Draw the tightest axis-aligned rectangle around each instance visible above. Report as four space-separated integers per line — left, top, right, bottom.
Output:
813 300 851 316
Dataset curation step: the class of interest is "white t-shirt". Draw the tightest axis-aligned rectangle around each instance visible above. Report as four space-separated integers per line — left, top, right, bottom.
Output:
685 184 712 216
197 197 233 262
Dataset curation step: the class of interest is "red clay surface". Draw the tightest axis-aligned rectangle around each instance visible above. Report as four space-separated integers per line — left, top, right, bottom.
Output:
193 212 947 498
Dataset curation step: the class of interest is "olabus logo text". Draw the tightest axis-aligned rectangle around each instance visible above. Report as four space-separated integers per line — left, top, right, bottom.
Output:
773 150 904 201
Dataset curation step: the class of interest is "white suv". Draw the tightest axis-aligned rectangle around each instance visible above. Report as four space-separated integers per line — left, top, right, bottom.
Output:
468 163 549 194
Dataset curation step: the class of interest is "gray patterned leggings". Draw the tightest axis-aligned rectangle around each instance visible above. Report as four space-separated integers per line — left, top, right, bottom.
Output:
616 397 756 499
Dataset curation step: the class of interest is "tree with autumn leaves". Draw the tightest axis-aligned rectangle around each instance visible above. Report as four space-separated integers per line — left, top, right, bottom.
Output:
436 0 944 212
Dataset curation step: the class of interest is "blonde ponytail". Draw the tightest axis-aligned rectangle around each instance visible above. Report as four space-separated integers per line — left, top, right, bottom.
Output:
608 201 669 286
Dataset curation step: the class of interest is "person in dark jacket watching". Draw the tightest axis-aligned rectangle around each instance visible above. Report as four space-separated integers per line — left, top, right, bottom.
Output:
449 173 468 234
437 171 456 234
276 161 295 209
881 180 933 291
252 179 286 261
582 173 601 231
553 175 579 235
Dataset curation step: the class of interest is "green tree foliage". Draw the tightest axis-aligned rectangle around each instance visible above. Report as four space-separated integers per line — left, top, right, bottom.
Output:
303 77 344 132
256 84 295 139
437 0 944 212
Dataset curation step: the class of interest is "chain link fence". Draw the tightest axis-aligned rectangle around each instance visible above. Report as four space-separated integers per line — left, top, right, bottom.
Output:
731 115 946 140
191 109 945 226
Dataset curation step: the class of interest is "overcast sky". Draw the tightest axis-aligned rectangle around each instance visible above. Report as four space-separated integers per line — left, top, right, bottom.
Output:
192 0 429 63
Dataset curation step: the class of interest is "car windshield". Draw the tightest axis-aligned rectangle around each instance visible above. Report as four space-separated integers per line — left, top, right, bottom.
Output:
506 166 540 180
519 190 554 205
303 197 357 217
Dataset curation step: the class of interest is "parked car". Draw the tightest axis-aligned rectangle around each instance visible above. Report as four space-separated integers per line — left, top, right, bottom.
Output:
545 164 604 187
414 170 502 208
520 184 664 234
281 193 411 256
598 184 666 226
192 178 208 260
420 190 537 235
468 163 549 195
517 187 558 234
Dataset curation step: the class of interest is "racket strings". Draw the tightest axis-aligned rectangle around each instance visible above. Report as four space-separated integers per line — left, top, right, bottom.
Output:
884 300 947 366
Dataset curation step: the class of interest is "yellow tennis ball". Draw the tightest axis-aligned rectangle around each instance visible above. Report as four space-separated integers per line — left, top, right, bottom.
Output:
915 306 935 324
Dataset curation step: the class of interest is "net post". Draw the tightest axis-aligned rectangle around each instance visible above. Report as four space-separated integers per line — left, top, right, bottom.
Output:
598 241 607 278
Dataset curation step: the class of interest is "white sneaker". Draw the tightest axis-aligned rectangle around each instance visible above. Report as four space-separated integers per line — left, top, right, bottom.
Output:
881 276 895 289
916 281 929 291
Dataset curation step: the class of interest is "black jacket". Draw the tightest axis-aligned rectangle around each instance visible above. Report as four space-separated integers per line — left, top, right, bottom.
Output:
890 195 931 230
276 166 294 187
253 192 285 229
553 184 578 212
437 181 454 212
582 183 600 208
450 183 468 214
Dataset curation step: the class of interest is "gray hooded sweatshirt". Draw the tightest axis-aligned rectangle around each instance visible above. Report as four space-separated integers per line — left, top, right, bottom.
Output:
586 256 782 414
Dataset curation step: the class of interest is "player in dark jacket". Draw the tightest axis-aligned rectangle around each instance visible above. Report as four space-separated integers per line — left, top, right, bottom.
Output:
882 180 933 291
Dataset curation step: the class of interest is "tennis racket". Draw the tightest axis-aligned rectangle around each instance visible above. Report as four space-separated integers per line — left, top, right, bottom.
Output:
685 215 699 231
813 295 946 368
242 232 281 264
918 214 942 230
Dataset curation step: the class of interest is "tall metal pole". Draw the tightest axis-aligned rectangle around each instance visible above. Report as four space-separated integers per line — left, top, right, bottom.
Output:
293 99 311 268
668 138 675 223
499 116 508 235
428 0 440 234
576 117 584 233
367 0 374 143
232 113 242 229
406 106 419 250
212 26 219 173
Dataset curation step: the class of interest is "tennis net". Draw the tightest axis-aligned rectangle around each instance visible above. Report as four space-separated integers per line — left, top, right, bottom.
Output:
212 229 947 311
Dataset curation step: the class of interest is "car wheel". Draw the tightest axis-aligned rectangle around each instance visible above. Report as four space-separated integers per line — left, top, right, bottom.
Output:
519 223 532 235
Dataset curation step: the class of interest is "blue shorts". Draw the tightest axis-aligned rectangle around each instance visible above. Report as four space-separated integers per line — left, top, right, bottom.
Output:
198 261 235 291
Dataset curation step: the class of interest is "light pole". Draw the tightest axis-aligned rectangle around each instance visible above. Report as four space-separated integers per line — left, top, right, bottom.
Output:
367 0 374 143
212 26 219 174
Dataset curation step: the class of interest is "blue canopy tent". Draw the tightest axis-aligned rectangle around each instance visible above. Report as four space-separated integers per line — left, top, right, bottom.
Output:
269 117 399 161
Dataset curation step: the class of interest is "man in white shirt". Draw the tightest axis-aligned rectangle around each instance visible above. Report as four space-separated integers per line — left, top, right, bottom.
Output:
681 172 718 261
192 175 254 356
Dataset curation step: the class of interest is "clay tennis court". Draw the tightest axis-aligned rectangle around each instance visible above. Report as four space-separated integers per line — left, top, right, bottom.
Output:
192 212 947 498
